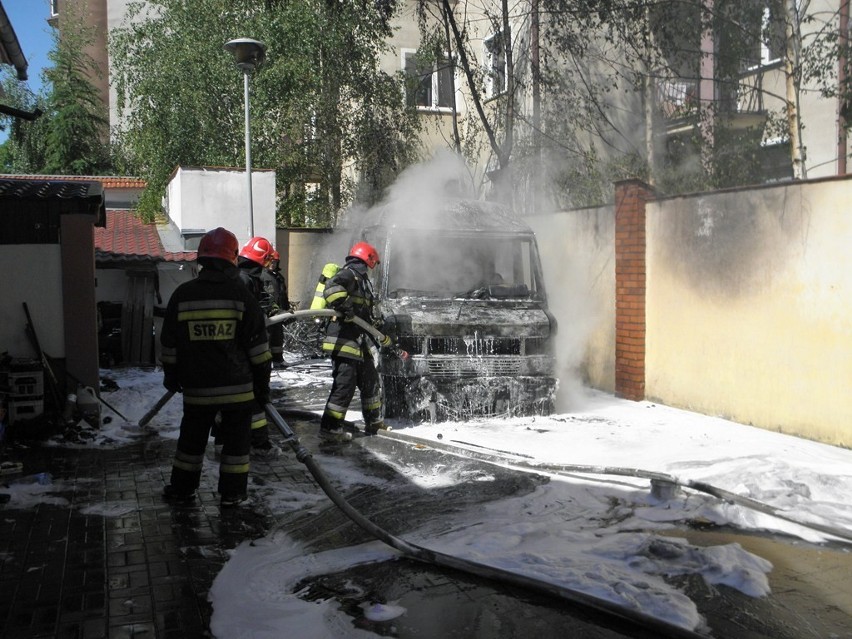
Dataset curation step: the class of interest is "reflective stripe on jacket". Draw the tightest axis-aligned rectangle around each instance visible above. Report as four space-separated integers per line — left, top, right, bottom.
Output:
321 258 375 361
160 266 272 406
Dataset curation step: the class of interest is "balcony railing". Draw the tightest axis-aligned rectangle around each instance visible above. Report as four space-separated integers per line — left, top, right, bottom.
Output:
657 70 766 124
657 78 699 120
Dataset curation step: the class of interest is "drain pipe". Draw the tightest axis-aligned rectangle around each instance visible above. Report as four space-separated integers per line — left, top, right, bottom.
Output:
266 310 851 544
263 403 709 639
387 432 852 545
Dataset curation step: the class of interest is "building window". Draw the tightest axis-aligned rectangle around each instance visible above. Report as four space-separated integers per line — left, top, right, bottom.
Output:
403 50 454 110
484 31 507 98
50 0 60 17
747 3 786 69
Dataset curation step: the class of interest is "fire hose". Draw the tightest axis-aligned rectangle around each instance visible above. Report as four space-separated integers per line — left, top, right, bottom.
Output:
138 390 176 429
137 309 719 634
263 402 709 639
137 310 406 429
384 431 852 545
266 308 409 360
267 309 852 544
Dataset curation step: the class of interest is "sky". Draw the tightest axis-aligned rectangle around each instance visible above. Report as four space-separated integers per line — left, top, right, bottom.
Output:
1 0 52 143
1 362 850 637
2 0 52 93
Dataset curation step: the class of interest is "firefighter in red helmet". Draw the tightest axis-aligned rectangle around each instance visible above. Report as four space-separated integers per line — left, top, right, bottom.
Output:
235 236 283 460
319 241 388 442
160 227 271 508
264 249 289 367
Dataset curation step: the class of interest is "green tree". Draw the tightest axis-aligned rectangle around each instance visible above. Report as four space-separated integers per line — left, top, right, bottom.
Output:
0 69 49 173
111 0 422 225
43 11 112 175
0 5 111 175
415 0 824 210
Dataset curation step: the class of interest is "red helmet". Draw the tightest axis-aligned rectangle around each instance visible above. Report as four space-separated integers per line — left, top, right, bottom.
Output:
349 241 380 269
239 236 274 266
197 227 239 265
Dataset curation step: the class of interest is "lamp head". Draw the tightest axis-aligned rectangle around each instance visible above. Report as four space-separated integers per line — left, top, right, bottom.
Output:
224 38 267 73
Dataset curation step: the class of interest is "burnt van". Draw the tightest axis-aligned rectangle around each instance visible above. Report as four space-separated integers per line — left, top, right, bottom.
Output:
352 198 558 421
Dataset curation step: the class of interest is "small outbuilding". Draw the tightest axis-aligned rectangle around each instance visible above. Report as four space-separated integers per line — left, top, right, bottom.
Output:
0 178 106 419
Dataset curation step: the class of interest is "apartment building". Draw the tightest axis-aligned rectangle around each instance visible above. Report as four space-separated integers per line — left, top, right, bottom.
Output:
49 1 852 194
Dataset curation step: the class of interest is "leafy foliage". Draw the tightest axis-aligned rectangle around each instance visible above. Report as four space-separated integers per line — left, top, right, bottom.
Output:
111 0 422 224
0 7 110 175
43 15 111 174
0 70 50 173
414 0 818 209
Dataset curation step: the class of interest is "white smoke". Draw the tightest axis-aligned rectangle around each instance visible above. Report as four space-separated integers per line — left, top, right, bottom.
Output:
538 242 603 413
306 150 604 415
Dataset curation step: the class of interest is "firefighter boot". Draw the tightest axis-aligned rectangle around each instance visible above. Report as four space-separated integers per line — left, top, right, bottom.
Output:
365 421 391 436
319 427 353 443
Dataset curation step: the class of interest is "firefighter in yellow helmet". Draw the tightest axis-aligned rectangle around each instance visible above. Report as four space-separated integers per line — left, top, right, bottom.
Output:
319 241 387 442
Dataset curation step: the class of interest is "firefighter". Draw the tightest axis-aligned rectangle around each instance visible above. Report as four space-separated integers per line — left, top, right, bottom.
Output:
236 236 282 460
264 250 289 368
160 227 272 508
319 241 390 442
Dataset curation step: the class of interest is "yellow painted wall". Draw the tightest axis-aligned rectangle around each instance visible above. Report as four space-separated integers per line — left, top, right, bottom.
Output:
646 178 852 447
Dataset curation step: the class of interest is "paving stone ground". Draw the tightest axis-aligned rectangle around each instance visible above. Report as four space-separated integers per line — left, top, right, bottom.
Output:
0 426 312 639
2 406 850 639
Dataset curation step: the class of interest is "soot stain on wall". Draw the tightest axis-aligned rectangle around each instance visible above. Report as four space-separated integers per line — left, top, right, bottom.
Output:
657 184 809 299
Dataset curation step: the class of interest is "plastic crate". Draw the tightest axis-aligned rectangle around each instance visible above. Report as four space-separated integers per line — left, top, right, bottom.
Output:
1 370 44 398
8 396 44 424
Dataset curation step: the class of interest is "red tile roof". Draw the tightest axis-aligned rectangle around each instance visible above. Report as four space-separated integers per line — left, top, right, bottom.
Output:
1 174 147 189
95 210 195 265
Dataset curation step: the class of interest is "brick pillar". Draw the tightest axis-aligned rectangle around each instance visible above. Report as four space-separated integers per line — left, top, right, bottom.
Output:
614 179 653 401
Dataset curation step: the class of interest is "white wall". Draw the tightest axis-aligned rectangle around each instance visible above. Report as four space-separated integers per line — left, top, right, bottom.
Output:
0 245 65 359
165 167 277 250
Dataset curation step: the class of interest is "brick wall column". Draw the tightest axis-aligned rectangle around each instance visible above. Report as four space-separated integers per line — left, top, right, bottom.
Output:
614 179 654 401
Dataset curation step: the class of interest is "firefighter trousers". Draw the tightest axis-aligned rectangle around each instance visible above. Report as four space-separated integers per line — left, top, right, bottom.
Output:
269 323 284 363
321 355 383 431
169 403 252 499
212 402 271 450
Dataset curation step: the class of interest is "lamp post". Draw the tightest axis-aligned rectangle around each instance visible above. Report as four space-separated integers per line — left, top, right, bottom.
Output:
224 38 267 238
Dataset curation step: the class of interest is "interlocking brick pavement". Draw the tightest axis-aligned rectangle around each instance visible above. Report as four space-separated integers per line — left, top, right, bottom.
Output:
0 424 318 639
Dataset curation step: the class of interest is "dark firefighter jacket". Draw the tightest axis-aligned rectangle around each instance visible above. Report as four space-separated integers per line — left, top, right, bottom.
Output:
261 266 289 314
237 256 288 316
322 257 377 361
160 265 272 406
237 257 272 315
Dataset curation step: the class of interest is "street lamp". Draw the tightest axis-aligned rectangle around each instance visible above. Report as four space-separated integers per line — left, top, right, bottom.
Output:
224 37 267 238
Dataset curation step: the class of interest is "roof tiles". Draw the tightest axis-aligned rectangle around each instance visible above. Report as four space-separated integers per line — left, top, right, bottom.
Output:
95 210 195 265
2 174 147 189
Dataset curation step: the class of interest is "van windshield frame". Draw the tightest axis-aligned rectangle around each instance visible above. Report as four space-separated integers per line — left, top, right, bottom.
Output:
380 229 544 300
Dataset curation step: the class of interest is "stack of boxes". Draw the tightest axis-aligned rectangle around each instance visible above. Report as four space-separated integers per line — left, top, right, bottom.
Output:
0 359 45 425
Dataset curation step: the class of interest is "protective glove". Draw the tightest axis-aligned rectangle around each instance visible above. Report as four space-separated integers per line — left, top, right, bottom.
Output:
163 372 182 393
380 334 393 348
339 303 355 322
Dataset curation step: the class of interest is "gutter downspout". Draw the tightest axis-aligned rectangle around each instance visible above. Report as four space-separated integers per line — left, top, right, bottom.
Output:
0 104 43 121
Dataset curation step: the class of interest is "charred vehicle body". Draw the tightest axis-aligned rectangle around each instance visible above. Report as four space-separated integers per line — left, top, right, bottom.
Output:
354 199 558 420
